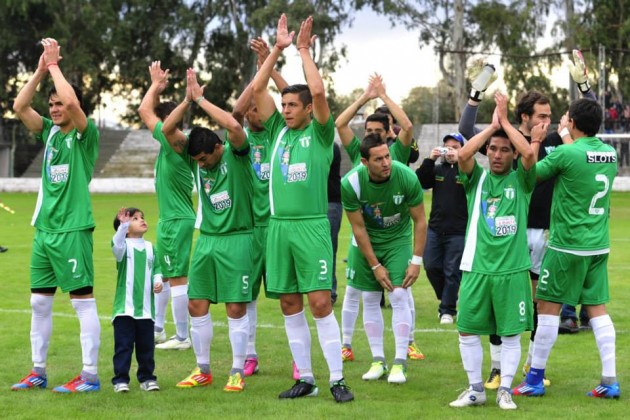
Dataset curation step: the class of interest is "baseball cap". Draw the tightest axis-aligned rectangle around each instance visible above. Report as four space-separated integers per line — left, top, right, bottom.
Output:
442 132 465 145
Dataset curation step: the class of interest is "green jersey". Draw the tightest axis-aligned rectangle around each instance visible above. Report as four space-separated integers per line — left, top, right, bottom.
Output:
152 122 195 222
264 111 334 219
246 128 272 226
341 160 423 246
460 160 536 274
111 225 162 320
536 137 617 253
344 135 411 167
182 139 254 236
32 117 99 233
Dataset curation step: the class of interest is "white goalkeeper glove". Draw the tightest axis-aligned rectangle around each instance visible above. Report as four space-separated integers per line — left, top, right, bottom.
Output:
569 49 590 94
468 61 496 102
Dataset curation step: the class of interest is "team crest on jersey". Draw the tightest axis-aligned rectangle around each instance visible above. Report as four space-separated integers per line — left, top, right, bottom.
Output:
504 187 515 200
65 137 72 149
299 136 311 148
545 145 555 155
393 194 404 205
220 162 228 175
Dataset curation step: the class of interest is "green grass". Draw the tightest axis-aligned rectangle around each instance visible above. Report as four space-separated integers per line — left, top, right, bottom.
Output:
0 192 628 419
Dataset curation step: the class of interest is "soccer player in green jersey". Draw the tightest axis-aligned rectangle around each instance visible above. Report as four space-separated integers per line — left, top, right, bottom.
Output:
252 14 353 403
111 207 163 393
513 99 619 399
162 68 254 393
341 134 427 384
11 38 102 393
138 61 195 351
231 38 289 377
449 93 540 410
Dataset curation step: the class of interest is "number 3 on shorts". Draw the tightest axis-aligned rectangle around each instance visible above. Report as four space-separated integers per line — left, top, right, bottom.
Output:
319 260 328 275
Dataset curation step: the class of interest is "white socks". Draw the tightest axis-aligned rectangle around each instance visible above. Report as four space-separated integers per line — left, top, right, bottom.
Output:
341 285 361 346
154 281 171 331
171 285 189 340
314 312 343 382
389 288 411 361
191 313 213 367
71 298 101 375
459 334 483 386
591 314 616 378
531 315 559 370
228 314 249 372
407 288 416 343
362 291 384 359
499 335 521 389
30 294 53 369
246 300 258 356
490 343 502 370
284 310 313 380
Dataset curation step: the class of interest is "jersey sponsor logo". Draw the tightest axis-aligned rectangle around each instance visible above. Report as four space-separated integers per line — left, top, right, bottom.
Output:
251 146 270 180
383 213 401 227
49 164 69 184
545 145 555 155
435 175 444 182
210 190 232 210
299 136 311 148
287 163 307 183
494 215 517 237
504 187 515 200
362 202 385 227
393 194 405 205
202 175 216 195
586 151 617 163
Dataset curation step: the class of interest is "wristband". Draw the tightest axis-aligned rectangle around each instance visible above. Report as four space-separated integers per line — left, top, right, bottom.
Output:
559 127 570 138
410 255 423 266
469 89 483 102
297 46 309 50
46 62 58 68
531 140 542 144
195 96 205 105
371 263 382 271
577 80 590 94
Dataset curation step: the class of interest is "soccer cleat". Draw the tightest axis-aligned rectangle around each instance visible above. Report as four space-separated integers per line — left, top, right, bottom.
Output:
496 389 517 410
587 382 620 399
52 375 100 393
362 361 388 381
408 342 425 360
440 314 454 325
243 357 259 377
113 383 129 393
156 336 192 350
292 361 299 380
278 380 318 399
484 368 501 390
341 346 354 362
449 387 487 407
522 364 551 387
330 378 354 403
387 364 407 384
140 380 160 391
176 367 212 388
11 371 47 390
154 330 167 344
512 380 545 396
223 373 245 392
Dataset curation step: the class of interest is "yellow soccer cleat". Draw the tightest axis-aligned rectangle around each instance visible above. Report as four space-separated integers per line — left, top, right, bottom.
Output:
176 367 212 388
408 342 425 360
223 372 245 392
484 368 501 390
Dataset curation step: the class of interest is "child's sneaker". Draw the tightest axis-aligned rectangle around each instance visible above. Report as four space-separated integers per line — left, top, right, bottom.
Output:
139 380 160 391
114 383 130 393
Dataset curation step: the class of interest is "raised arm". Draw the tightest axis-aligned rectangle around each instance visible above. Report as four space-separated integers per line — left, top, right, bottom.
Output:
253 14 294 122
188 68 247 149
13 53 47 134
296 16 329 125
251 37 289 92
335 76 379 146
138 61 170 132
495 93 537 170
162 83 191 154
42 38 88 133
372 74 413 146
459 108 501 175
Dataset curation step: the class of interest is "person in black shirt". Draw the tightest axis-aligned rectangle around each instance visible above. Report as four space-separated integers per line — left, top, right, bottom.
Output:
328 142 342 304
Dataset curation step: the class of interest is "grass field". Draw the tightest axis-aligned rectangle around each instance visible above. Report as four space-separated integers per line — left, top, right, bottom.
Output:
0 192 628 419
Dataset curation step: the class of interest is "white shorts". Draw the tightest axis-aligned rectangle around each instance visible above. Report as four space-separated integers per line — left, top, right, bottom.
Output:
527 228 547 276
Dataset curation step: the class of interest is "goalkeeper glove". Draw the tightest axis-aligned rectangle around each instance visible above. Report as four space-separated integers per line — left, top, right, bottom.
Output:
569 49 590 94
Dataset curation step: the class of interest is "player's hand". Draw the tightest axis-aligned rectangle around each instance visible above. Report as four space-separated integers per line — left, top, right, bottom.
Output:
296 16 317 51
154 280 163 293
371 73 386 98
275 14 295 50
373 265 393 292
37 52 48 73
364 74 381 100
149 61 170 93
494 92 509 123
402 263 420 288
490 107 501 130
531 122 548 143
187 68 205 101
250 37 271 68
41 38 62 66
569 49 590 93
117 207 130 224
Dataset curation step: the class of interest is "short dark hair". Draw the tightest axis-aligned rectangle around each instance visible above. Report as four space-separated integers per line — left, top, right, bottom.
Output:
569 99 602 136
515 91 550 124
281 84 312 107
188 127 223 156
375 105 397 125
360 133 387 160
487 129 515 152
155 101 177 121
113 207 142 232
48 83 83 110
365 113 390 132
